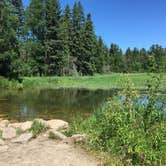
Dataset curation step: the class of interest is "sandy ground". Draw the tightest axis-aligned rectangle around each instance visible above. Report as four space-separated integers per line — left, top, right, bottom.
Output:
0 136 98 166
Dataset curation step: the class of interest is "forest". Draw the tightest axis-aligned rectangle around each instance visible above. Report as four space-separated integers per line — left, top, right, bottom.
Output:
0 0 166 80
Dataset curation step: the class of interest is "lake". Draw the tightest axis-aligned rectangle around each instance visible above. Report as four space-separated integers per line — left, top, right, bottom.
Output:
0 88 117 122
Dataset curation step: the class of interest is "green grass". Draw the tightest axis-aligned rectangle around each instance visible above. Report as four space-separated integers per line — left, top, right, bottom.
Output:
29 119 48 138
23 73 166 90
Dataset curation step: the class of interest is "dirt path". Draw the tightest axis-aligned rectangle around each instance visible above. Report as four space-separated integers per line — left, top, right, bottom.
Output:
0 136 98 166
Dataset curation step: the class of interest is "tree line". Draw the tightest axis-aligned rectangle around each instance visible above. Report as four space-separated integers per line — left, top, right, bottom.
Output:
0 0 166 79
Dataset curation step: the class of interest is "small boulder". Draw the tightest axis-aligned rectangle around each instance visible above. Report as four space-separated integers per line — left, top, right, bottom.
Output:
2 127 16 139
8 123 22 129
47 120 69 131
0 139 5 146
0 120 9 128
71 134 86 143
11 133 33 143
20 121 32 131
49 130 67 140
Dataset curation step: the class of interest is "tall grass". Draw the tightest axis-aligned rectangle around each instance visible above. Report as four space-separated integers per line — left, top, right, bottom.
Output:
0 76 22 89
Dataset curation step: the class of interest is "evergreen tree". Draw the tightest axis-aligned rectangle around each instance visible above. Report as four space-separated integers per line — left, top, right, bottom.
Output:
45 0 62 75
60 4 73 75
71 1 85 75
124 48 132 72
25 0 46 76
109 44 123 72
132 47 140 71
26 0 46 41
81 13 96 75
95 37 108 73
11 0 25 38
139 48 149 72
0 0 19 78
149 44 166 72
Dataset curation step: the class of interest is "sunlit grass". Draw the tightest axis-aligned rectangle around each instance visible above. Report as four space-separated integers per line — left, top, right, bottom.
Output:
23 73 166 90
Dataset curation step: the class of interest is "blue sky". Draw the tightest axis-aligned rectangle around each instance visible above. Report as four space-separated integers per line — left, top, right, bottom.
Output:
23 0 166 51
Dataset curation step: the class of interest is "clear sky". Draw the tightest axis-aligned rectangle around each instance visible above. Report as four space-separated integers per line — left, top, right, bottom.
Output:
23 0 166 51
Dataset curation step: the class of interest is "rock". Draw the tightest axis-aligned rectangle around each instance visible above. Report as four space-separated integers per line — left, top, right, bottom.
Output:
0 120 9 128
8 123 22 129
2 127 16 139
47 120 69 131
49 130 67 140
0 145 9 153
11 133 33 143
0 139 5 145
20 121 32 131
71 134 86 143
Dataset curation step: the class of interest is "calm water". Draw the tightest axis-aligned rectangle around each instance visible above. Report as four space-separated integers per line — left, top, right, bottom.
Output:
0 88 116 122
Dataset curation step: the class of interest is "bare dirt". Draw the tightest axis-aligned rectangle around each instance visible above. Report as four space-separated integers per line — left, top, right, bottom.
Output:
0 136 98 166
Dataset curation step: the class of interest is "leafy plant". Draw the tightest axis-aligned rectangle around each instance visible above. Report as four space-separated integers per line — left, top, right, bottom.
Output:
72 75 166 165
29 120 48 138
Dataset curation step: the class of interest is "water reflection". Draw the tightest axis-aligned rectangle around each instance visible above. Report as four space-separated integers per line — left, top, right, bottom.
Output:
0 88 116 122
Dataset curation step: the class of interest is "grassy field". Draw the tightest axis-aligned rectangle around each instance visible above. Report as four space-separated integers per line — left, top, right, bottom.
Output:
22 73 166 90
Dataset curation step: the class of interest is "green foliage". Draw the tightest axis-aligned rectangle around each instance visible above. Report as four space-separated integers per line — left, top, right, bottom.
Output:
1 0 166 78
29 120 48 138
73 76 166 165
0 76 21 89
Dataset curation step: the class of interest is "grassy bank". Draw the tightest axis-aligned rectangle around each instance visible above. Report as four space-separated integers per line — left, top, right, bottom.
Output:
0 73 166 90
23 73 166 90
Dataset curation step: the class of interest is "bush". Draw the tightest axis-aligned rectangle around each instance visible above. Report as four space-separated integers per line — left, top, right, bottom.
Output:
73 76 166 165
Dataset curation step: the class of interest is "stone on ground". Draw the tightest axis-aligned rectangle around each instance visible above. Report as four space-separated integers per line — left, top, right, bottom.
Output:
71 134 86 143
20 121 32 131
11 133 33 143
8 123 22 129
2 127 16 139
47 120 69 130
49 130 67 140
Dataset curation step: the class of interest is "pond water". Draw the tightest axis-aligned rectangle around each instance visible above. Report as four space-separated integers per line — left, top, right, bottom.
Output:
0 88 117 122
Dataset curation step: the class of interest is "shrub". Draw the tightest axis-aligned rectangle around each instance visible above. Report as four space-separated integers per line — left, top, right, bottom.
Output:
73 75 166 165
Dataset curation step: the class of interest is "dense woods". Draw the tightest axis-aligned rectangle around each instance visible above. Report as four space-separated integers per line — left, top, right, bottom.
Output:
0 0 166 79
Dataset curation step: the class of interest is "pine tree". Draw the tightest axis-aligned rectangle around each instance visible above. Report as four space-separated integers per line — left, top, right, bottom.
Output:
25 0 46 76
132 47 140 71
139 48 149 72
81 13 97 75
26 0 46 41
109 44 123 72
11 0 25 38
45 0 62 75
95 37 108 73
124 48 132 72
0 0 19 78
59 4 73 75
71 1 85 75
149 44 166 72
